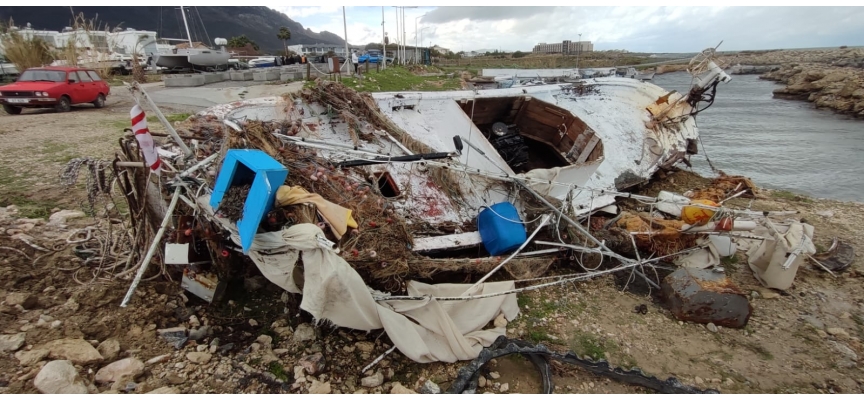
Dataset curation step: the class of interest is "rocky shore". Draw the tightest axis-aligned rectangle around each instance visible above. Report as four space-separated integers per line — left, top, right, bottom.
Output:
761 64 864 118
736 48 864 117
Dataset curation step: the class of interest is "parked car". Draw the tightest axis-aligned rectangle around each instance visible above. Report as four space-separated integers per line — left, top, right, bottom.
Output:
0 67 110 115
358 50 394 64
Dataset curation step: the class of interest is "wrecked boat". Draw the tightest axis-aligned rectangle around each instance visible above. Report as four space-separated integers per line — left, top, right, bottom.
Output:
196 51 731 258
101 46 746 368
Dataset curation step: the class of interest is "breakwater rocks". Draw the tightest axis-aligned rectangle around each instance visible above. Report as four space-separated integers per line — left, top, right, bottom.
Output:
721 48 864 118
761 65 864 118
726 48 864 68
729 65 779 75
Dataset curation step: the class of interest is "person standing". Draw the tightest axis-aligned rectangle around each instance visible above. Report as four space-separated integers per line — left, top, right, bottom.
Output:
351 50 359 76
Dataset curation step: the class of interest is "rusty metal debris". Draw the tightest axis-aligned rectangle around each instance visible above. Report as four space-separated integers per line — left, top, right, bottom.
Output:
812 237 856 272
661 267 752 328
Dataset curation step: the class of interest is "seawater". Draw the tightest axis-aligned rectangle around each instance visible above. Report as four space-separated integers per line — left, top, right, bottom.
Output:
651 72 864 203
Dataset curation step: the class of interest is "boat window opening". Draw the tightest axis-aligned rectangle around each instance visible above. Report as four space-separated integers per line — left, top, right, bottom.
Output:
373 172 401 198
456 96 604 173
392 104 415 111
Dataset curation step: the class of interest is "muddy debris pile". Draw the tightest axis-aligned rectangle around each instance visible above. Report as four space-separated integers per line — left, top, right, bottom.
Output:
5 76 861 394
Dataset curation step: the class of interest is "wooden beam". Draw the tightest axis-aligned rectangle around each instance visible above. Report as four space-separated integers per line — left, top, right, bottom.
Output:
576 135 601 164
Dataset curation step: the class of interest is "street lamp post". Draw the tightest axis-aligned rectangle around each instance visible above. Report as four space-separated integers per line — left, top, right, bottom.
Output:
420 27 431 65
576 33 582 70
381 6 386 70
415 12 427 65
343 6 352 76
391 6 402 62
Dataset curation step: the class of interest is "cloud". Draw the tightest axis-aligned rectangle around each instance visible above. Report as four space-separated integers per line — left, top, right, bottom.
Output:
421 6 555 24
267 6 864 53
276 6 342 19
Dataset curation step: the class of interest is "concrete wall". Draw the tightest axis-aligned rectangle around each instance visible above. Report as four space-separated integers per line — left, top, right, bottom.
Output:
164 74 205 87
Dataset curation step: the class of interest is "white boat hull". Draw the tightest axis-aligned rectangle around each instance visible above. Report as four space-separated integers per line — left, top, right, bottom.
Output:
154 49 230 69
199 77 702 228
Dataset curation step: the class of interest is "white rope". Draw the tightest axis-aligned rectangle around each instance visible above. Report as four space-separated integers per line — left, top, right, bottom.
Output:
374 262 637 302
468 214 552 292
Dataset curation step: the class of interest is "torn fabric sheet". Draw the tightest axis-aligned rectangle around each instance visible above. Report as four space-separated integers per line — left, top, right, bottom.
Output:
275 185 358 239
196 195 518 363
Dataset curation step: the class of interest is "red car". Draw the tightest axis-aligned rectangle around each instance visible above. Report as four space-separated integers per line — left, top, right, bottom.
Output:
0 66 110 115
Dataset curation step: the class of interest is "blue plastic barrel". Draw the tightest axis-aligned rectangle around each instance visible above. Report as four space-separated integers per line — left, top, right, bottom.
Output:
477 202 527 256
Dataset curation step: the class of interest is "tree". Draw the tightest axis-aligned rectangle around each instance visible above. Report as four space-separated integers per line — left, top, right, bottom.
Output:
228 35 259 51
276 26 291 55
512 51 527 59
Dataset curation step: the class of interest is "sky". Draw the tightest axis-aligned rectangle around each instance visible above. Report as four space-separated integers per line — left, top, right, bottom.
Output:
270 6 864 53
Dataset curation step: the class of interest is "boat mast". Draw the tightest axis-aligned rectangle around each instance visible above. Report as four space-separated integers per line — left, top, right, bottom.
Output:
180 5 193 47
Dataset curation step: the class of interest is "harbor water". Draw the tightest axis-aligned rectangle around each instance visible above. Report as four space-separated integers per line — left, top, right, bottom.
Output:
651 72 864 203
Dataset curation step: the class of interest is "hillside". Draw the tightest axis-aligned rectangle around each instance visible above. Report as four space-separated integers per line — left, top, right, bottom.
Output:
0 6 346 53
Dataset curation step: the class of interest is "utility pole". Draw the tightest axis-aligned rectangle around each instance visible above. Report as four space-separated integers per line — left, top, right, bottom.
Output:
415 13 426 64
381 6 386 70
393 7 399 65
343 7 352 76
576 33 582 70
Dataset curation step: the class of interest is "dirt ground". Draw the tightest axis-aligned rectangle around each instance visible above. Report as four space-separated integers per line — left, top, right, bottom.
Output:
0 84 862 394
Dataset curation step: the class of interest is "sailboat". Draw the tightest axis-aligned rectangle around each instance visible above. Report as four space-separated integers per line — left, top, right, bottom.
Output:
152 6 230 70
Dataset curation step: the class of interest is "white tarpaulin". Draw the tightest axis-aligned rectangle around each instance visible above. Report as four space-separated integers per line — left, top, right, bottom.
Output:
197 195 519 363
745 220 816 290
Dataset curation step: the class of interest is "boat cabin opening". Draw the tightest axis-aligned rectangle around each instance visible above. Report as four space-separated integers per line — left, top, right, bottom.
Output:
457 96 603 173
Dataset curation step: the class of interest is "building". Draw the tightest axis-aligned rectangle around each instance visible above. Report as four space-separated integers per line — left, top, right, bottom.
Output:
0 23 161 57
286 43 361 56
532 40 593 55
431 45 451 54
109 28 161 57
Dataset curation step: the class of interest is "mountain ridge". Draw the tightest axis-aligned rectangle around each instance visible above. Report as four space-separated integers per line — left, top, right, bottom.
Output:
0 6 347 53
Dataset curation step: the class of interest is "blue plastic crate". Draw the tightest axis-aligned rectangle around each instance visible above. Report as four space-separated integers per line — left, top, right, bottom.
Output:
477 202 527 256
210 149 288 254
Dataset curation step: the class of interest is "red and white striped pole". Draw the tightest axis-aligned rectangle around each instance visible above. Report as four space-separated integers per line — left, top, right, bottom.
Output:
130 105 162 175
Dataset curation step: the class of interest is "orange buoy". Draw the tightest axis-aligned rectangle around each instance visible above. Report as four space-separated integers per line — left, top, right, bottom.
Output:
681 199 718 226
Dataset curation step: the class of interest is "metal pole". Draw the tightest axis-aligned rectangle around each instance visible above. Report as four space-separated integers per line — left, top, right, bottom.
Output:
120 187 182 307
126 81 193 158
576 33 581 69
179 6 193 47
381 6 386 70
513 179 660 290
415 16 419 64
402 7 406 65
343 6 352 76
394 7 399 65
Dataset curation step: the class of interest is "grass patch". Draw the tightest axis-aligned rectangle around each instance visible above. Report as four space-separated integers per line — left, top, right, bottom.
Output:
772 189 813 203
0 190 59 219
267 361 289 381
338 66 461 92
721 254 740 270
569 330 616 360
742 342 774 360
37 141 75 163
0 166 17 187
517 293 567 346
